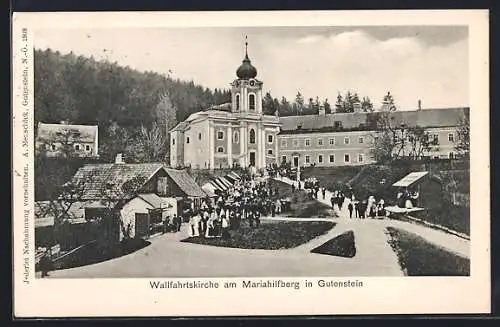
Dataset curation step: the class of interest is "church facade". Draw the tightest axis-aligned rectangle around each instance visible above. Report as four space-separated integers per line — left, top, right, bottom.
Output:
169 44 281 170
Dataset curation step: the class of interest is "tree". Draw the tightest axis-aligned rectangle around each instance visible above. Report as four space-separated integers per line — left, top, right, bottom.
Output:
262 92 275 115
323 98 331 114
370 91 399 162
335 93 343 113
280 96 293 116
130 122 168 163
455 114 470 158
294 91 304 114
361 96 374 112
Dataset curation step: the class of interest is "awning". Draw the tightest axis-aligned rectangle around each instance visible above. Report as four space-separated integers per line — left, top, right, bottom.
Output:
212 178 228 191
201 183 217 197
218 177 233 188
392 172 429 188
210 179 226 191
227 171 241 180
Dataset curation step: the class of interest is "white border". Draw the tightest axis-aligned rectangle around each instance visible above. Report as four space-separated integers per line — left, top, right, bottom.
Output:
12 10 490 317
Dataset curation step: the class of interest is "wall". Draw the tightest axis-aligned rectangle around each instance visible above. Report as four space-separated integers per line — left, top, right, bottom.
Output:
120 197 154 241
183 120 210 169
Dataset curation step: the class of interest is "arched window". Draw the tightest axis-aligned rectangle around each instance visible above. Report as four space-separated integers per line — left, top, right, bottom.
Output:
217 147 224 153
235 94 240 111
249 129 256 144
233 131 239 143
249 94 256 111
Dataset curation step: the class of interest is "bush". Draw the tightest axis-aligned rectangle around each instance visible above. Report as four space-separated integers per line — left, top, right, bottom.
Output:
311 231 356 258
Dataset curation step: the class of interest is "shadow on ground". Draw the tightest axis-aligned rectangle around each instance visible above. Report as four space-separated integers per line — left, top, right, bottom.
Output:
47 238 152 271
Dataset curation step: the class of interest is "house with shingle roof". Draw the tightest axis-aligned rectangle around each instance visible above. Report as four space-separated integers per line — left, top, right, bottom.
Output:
36 121 99 158
50 155 207 242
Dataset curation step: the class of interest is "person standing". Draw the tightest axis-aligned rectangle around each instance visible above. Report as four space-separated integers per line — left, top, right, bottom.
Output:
347 198 354 219
322 187 326 200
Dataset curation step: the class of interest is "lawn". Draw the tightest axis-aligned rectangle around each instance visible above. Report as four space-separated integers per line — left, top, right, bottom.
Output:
385 227 470 276
410 206 470 236
311 231 356 258
181 220 335 250
267 179 336 218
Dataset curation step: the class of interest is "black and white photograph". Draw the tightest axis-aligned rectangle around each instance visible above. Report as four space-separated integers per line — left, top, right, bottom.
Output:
12 10 490 316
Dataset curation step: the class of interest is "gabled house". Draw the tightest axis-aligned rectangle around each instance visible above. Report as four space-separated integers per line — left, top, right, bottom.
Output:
59 155 207 243
36 121 99 158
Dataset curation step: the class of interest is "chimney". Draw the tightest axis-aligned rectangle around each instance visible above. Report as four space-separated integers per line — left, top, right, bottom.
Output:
418 99 422 110
353 101 362 113
318 105 326 116
115 153 125 164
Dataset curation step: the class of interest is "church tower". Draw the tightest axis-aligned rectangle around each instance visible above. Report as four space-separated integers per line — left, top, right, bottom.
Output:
231 37 263 114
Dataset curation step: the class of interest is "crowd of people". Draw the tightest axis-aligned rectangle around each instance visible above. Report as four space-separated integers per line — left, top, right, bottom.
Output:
184 177 286 239
330 190 387 219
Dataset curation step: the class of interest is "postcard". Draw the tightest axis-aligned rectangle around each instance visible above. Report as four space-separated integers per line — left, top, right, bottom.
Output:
12 10 490 317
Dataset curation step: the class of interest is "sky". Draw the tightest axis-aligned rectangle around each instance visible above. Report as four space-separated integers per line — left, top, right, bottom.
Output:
34 26 469 110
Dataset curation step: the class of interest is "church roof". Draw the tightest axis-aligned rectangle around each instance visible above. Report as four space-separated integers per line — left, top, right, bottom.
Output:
279 107 468 134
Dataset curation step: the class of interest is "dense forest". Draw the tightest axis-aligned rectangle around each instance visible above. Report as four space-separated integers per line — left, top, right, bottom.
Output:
34 48 377 163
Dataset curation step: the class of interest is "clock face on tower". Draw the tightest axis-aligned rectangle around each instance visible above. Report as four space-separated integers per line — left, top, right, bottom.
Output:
249 79 256 87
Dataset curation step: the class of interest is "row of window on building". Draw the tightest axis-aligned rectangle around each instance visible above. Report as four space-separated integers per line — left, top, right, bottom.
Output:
281 153 366 165
280 133 455 148
280 136 366 148
48 143 92 152
178 129 275 145
234 93 256 111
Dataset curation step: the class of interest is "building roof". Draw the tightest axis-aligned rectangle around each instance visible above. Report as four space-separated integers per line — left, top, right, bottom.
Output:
72 163 166 200
279 107 468 134
138 193 172 208
37 122 98 143
393 171 429 188
164 168 206 198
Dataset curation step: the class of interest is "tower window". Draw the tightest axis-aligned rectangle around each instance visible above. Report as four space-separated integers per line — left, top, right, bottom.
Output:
233 131 239 143
172 138 175 145
217 131 224 140
249 129 256 144
235 94 240 111
249 94 256 111
198 133 202 140
268 149 273 155
217 147 224 153
268 135 273 143
186 137 190 144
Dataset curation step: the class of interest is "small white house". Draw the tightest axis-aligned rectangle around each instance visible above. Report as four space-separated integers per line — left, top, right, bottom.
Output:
119 193 173 240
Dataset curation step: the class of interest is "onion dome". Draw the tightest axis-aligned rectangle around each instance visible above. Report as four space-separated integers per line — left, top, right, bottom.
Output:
236 38 257 79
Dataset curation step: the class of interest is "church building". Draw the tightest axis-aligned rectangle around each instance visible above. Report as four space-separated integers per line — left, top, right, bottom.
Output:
170 39 469 170
169 41 281 169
